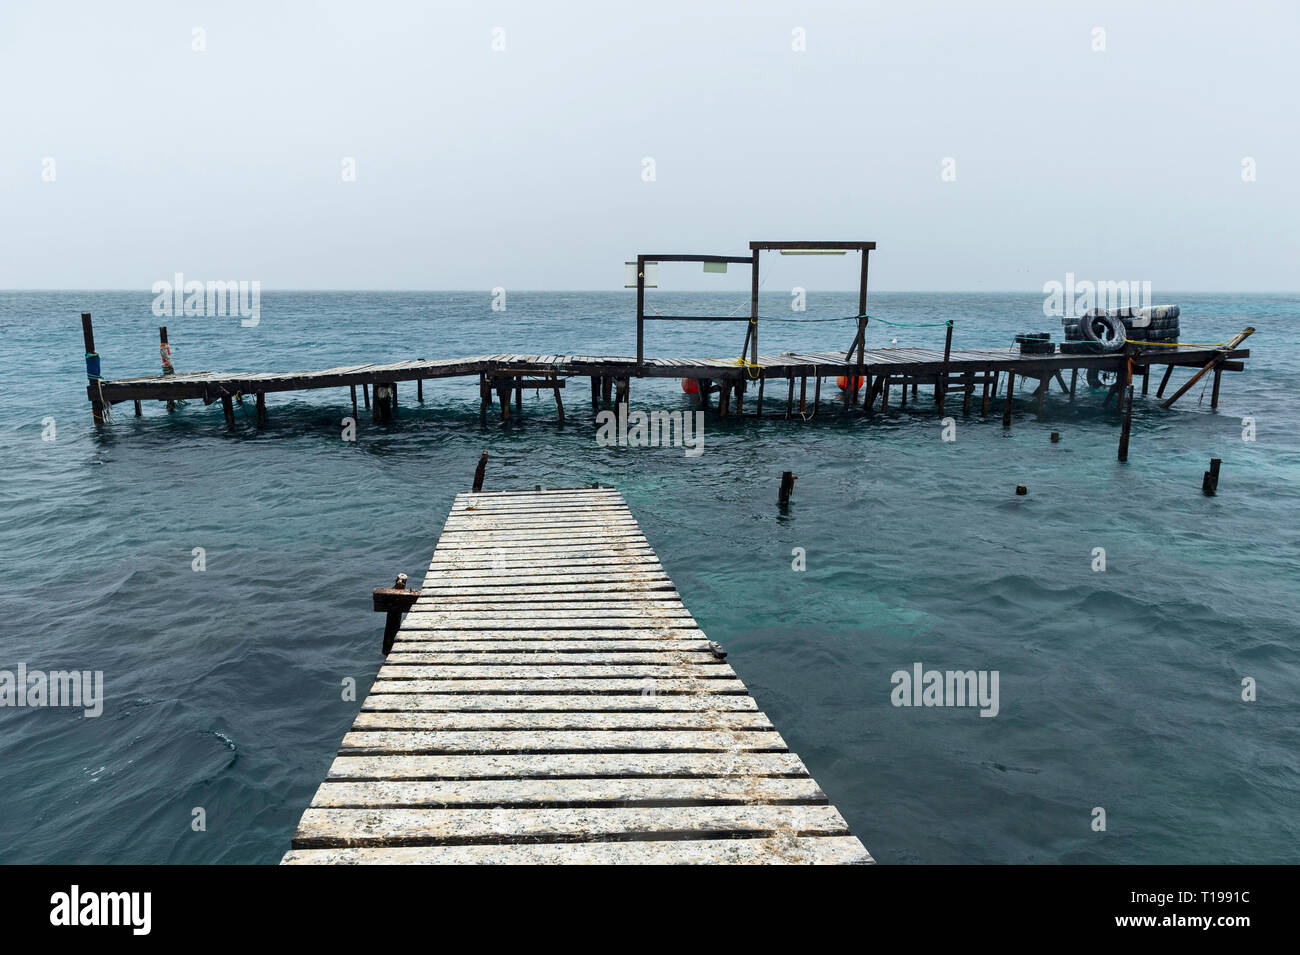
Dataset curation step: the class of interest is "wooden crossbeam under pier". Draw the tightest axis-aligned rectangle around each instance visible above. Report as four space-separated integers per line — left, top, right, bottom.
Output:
281 486 872 865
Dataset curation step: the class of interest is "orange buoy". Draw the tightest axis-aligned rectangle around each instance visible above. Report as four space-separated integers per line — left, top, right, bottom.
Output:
836 375 866 391
681 378 699 395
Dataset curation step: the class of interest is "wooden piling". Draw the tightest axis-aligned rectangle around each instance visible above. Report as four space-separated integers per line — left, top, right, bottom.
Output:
160 325 177 412
785 377 794 419
363 383 371 410
1002 372 1015 427
1211 366 1222 409
813 376 821 415
962 372 973 415
350 385 358 419
472 451 488 492
417 378 423 403
981 374 991 414
756 376 764 415
81 313 106 425
1202 458 1221 495
221 395 235 430
799 376 807 416
935 321 953 415
590 376 600 412
256 392 266 427
1069 368 1078 401
1118 385 1134 462
778 471 796 507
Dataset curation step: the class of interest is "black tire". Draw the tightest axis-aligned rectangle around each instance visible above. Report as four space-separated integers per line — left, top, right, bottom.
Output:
1086 367 1119 388
1079 313 1126 352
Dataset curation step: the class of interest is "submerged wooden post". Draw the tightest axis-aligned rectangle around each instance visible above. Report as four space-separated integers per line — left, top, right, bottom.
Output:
784 377 794 419
1202 458 1221 495
981 373 991 414
1002 372 1015 427
590 376 600 411
350 385 358 419
417 378 424 403
799 376 807 416
1211 366 1223 408
778 470 797 507
1069 368 1078 401
962 372 973 415
472 451 488 492
1156 364 1176 398
813 376 821 415
82 313 106 425
256 392 266 427
756 376 764 415
221 395 235 430
363 383 371 410
1118 385 1134 462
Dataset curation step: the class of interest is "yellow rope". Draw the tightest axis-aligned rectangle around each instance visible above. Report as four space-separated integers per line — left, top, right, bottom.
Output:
1124 338 1233 349
734 356 764 379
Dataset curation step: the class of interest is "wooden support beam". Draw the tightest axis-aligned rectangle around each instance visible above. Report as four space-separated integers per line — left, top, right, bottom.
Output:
222 395 235 430
256 392 266 427
351 385 358 419
799 376 807 416
1211 366 1223 409
785 377 794 419
472 451 488 492
1069 368 1078 401
1161 328 1255 409
756 376 764 415
363 383 371 410
813 375 821 415
417 378 423 402
1156 363 1175 398
962 372 973 415
590 376 600 412
133 400 142 417
1002 372 1015 428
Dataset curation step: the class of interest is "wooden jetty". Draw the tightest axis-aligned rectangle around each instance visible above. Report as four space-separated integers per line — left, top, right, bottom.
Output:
78 237 1254 441
281 486 872 865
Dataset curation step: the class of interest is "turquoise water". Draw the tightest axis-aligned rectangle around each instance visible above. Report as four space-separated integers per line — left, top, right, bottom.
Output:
1 290 1297 864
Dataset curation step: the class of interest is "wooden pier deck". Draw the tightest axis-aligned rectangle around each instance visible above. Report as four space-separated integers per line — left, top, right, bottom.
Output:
89 343 1251 422
281 486 872 865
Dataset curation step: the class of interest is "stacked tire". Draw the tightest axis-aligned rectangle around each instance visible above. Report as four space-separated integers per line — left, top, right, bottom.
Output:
1015 332 1055 355
1061 305 1180 352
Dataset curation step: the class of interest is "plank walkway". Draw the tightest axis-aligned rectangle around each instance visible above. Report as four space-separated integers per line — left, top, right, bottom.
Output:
97 346 1247 403
282 487 872 865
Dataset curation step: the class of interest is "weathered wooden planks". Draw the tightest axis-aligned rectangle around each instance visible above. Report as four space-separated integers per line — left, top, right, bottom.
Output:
283 487 871 865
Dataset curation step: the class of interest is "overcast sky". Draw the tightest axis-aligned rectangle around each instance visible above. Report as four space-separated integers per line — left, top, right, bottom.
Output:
2 0 1297 291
